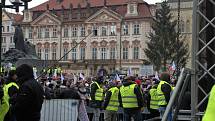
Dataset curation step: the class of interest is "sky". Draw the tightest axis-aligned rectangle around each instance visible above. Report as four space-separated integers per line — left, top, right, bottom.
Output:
5 0 162 13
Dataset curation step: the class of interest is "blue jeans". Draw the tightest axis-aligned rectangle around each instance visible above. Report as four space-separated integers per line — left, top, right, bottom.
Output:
159 107 172 121
123 109 142 121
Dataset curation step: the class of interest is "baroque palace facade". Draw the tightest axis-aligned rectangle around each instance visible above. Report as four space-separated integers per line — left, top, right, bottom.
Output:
20 0 154 76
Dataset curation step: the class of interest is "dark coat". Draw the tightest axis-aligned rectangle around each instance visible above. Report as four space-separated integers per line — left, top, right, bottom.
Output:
15 79 44 121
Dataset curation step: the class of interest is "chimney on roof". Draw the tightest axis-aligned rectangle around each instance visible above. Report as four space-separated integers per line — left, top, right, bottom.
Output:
61 5 65 20
69 3 73 20
46 4 49 11
104 0 107 6
86 2 91 14
77 3 81 19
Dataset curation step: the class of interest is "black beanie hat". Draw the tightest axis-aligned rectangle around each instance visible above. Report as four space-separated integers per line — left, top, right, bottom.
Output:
16 64 34 82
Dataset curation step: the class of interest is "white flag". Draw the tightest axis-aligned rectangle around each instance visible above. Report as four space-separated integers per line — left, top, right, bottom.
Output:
60 73 64 83
116 74 121 83
171 61 176 71
155 71 159 80
127 67 132 76
80 73 85 80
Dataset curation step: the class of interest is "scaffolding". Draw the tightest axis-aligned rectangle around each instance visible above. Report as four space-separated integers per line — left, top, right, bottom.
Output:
191 0 215 121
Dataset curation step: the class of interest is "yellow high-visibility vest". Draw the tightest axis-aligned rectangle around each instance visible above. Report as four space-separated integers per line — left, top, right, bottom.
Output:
157 81 173 106
94 82 104 101
0 82 19 121
106 87 119 111
149 88 159 109
120 84 138 108
203 85 215 121
10 66 16 71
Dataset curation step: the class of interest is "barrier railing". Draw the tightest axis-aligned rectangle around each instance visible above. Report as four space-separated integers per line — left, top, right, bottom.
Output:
40 99 79 121
40 99 191 121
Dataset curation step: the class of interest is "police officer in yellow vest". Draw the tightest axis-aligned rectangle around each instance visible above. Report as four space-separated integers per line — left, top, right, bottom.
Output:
57 67 62 76
10 65 16 71
119 76 144 121
0 70 19 121
203 85 215 121
148 78 160 120
90 76 105 121
103 80 119 121
157 73 173 121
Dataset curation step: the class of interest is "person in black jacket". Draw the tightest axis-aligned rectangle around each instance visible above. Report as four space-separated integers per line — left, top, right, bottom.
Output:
119 76 144 121
15 64 44 121
4 70 19 121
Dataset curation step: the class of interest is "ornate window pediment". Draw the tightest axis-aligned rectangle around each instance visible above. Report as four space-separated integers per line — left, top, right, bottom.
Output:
31 12 61 26
86 8 122 23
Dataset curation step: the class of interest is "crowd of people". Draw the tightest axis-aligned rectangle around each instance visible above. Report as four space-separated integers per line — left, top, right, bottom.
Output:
0 64 191 121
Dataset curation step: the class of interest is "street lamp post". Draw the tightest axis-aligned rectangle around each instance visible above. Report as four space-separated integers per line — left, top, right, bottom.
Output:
0 0 32 67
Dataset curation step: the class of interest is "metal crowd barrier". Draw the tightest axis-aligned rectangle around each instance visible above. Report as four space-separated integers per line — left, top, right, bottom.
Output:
41 99 190 121
40 99 79 121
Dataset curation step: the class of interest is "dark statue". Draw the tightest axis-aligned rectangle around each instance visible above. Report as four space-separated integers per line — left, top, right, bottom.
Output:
2 25 38 65
14 25 25 52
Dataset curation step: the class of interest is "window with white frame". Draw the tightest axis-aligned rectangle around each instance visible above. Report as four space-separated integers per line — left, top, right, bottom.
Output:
37 28 42 38
2 47 6 53
63 48 68 60
101 26 107 36
80 27 85 37
10 37 13 43
64 28 68 37
72 27 77 37
110 48 116 59
123 24 129 35
80 48 85 60
101 48 107 60
92 48 97 60
93 26 98 36
2 37 6 43
53 28 57 38
37 48 42 59
186 20 190 33
52 48 57 60
72 48 77 60
2 26 4 32
6 26 9 32
133 24 140 35
44 48 49 60
45 28 50 38
123 47 128 59
29 28 33 39
133 47 139 59
110 25 116 35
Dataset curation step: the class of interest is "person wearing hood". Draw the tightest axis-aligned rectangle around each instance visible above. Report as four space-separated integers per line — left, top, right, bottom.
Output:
119 76 144 121
14 64 44 121
0 70 19 121
103 80 119 121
